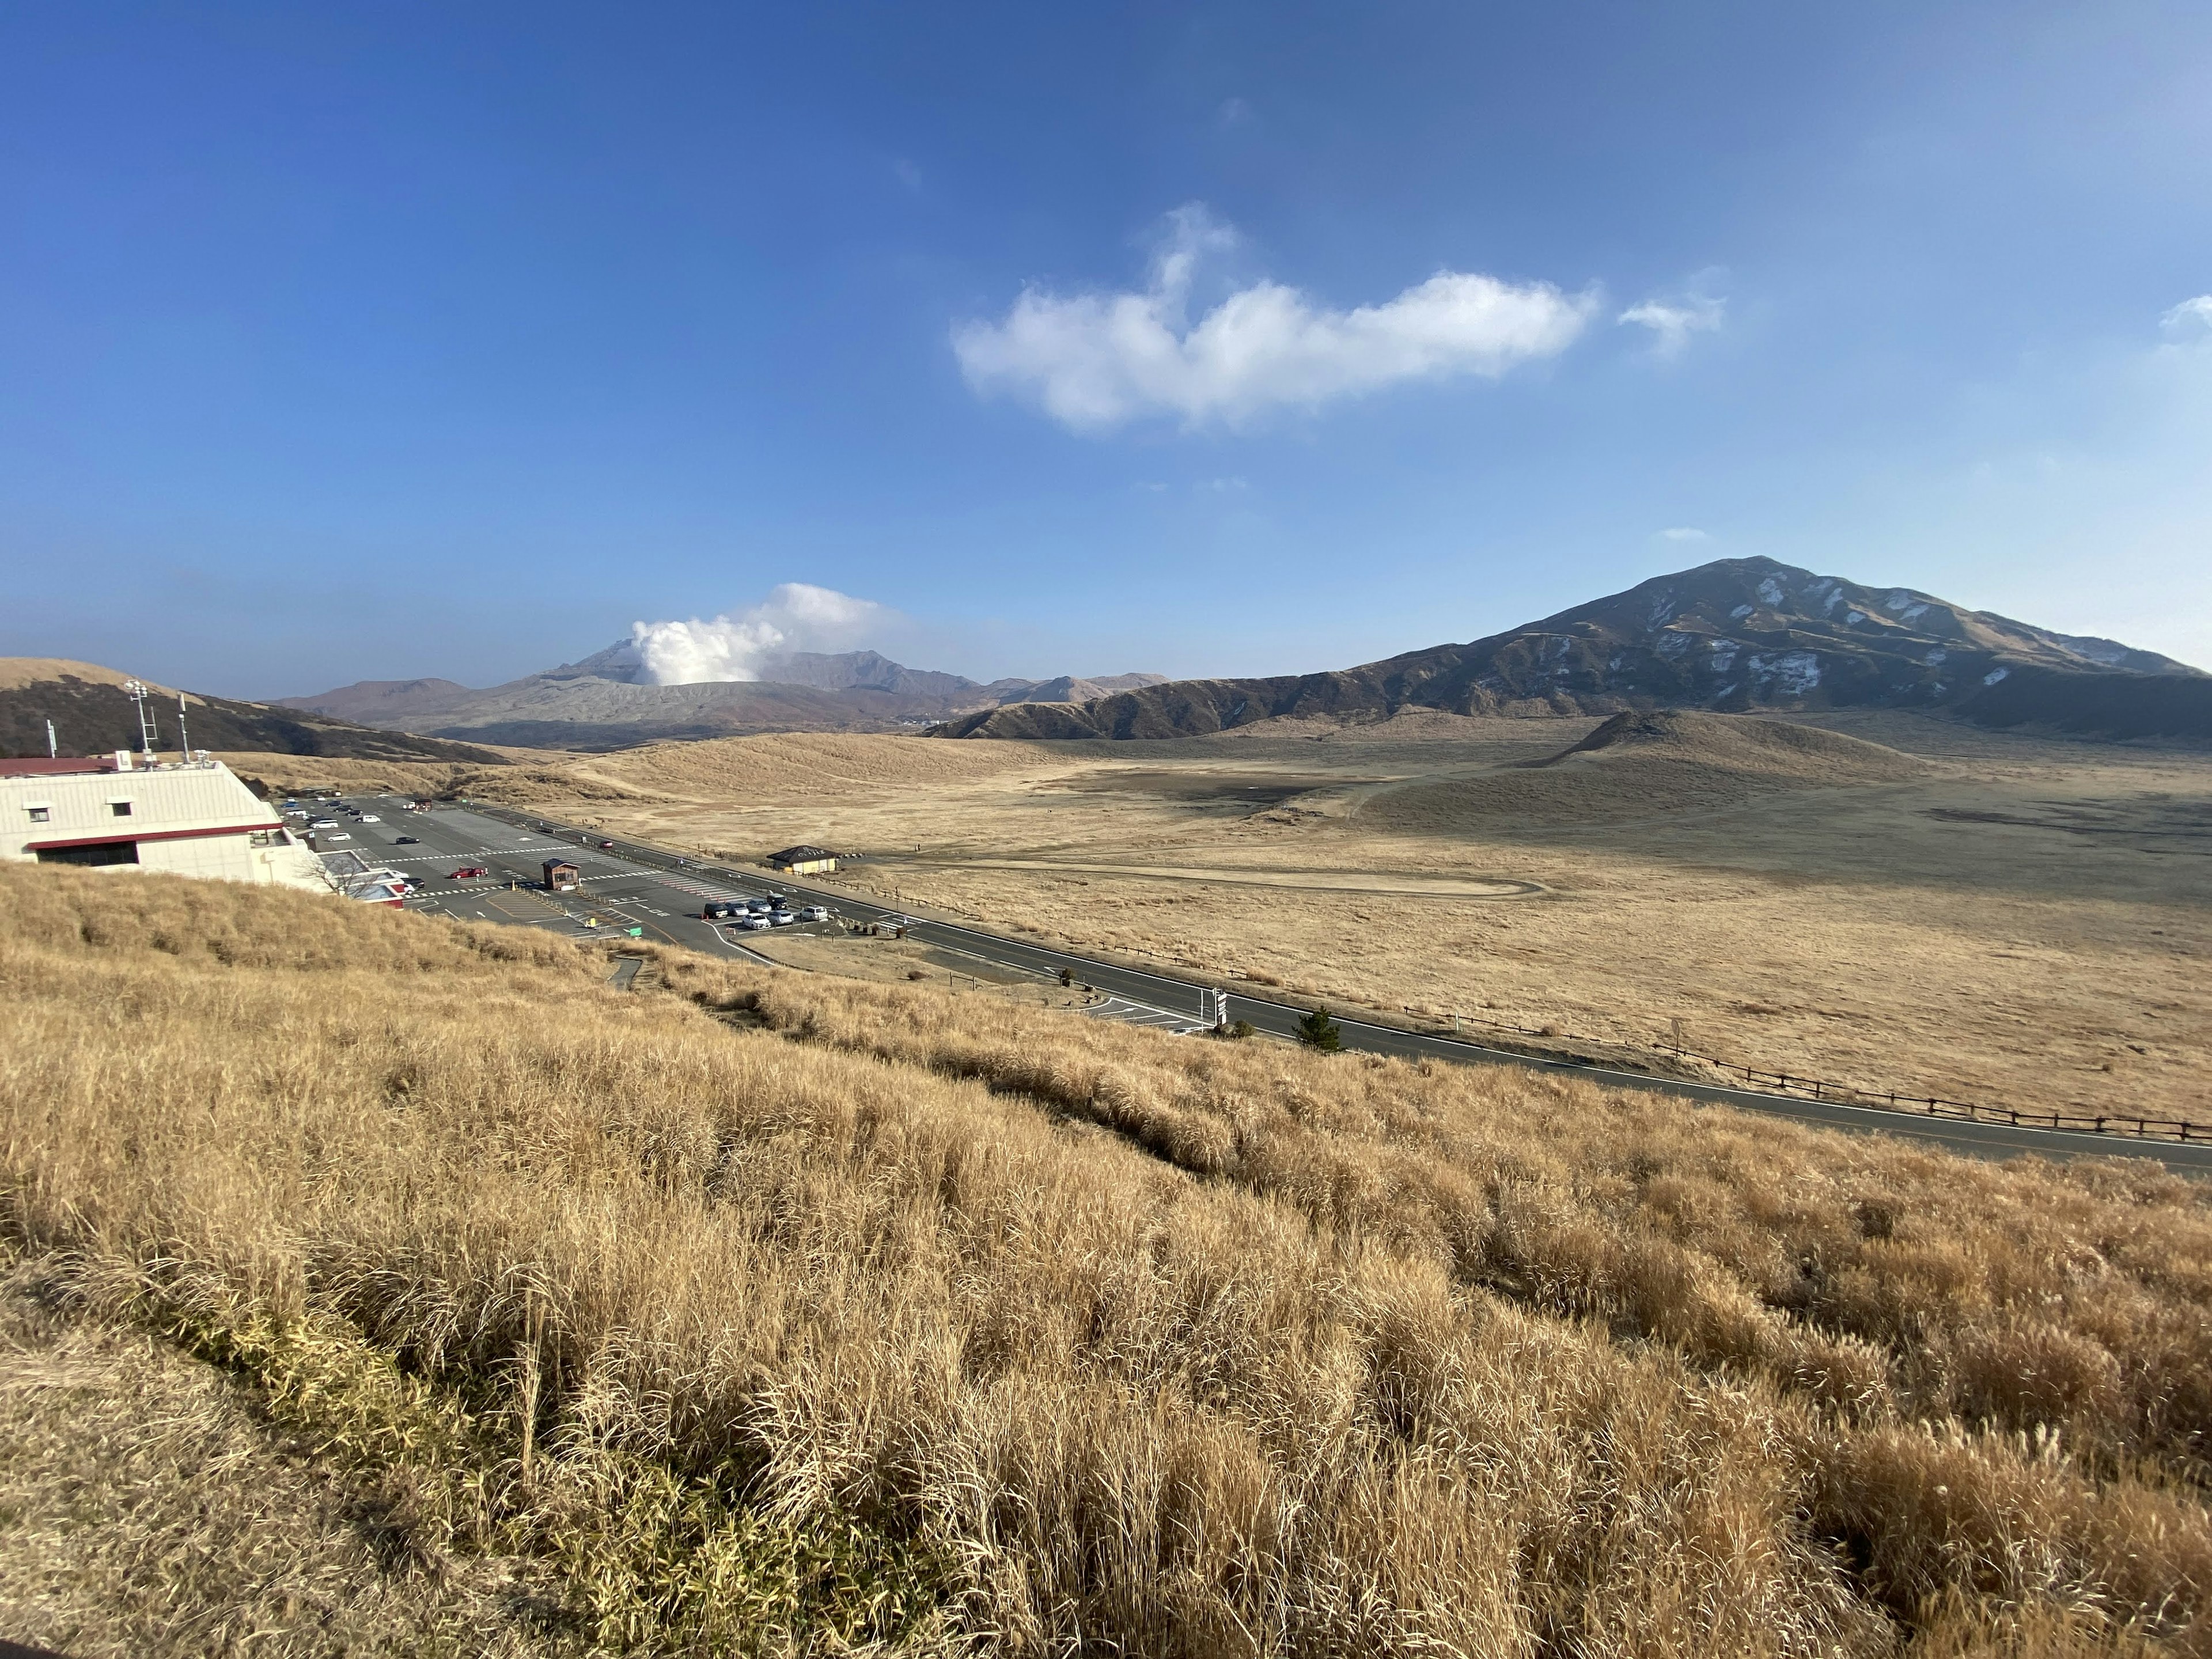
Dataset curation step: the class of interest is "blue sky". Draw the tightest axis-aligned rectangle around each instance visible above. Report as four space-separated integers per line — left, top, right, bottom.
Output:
2 2 2208 695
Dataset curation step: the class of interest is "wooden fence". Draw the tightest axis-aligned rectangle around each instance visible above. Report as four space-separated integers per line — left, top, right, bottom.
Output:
1412 1007 2206 1144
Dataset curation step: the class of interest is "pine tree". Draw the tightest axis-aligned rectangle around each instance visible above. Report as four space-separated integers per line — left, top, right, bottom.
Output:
1296 1005 1342 1052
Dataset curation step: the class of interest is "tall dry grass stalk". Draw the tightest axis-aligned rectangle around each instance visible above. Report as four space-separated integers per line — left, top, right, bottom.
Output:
2 863 2206 1654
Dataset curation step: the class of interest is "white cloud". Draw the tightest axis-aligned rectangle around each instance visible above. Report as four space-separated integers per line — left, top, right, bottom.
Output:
951 204 1596 433
1619 291 1726 357
628 584 899 685
1658 527 1711 541
2161 295 2212 338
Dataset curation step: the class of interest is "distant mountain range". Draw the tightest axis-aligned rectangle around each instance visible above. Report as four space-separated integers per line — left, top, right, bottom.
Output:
937 558 2209 742
278 646 1168 751
0 659 507 764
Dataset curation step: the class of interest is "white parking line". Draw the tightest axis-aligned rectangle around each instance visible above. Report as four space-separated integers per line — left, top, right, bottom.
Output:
1086 994 1205 1033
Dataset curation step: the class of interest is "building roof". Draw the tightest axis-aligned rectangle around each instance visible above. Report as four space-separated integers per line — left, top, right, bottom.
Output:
0 756 121 778
766 844 838 864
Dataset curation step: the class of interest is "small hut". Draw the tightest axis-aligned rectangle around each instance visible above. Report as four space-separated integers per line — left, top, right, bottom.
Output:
543 857 581 892
766 844 838 874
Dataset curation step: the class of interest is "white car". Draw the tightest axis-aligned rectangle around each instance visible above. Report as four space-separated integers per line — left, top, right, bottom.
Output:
310 819 339 830
322 833 351 843
358 814 380 823
734 915 772 931
768 911 797 927
797 906 829 922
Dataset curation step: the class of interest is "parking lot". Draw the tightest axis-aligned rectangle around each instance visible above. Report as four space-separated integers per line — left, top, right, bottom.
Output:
291 793 850 962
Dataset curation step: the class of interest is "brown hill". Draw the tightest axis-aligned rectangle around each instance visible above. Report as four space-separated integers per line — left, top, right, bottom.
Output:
940 557 2209 744
1364 710 1929 831
1541 707 1932 781
0 660 506 766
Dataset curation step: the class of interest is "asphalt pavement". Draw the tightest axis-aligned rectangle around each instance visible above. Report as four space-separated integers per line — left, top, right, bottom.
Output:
301 791 2212 1175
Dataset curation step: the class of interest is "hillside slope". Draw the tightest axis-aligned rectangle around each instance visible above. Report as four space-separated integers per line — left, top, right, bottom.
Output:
3 863 2209 1652
1364 710 1931 831
941 557 2210 742
0 660 507 765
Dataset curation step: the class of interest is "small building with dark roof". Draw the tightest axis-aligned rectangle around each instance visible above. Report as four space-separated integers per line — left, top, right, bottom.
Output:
764 844 838 874
543 857 581 891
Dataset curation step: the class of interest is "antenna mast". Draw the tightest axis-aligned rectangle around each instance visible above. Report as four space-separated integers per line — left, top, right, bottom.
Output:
122 680 157 761
46 718 58 759
176 692 192 761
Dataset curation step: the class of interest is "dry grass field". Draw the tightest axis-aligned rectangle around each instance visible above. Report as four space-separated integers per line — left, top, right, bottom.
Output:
3 862 2210 1653
228 707 2212 1126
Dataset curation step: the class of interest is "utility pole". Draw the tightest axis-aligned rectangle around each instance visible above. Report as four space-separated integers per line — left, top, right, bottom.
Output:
175 692 192 761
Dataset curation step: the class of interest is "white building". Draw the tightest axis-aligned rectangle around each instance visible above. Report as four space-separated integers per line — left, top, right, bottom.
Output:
2 751 330 893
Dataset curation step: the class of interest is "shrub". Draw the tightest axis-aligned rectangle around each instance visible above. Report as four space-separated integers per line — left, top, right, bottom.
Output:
1297 1005 1344 1052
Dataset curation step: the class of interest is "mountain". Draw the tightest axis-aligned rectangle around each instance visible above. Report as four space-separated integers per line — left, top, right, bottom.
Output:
935 558 2210 743
276 677 475 723
0 660 509 764
277 649 1168 751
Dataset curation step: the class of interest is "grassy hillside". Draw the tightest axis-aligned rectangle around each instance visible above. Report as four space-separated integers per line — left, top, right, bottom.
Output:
2 863 2208 1654
0 660 507 765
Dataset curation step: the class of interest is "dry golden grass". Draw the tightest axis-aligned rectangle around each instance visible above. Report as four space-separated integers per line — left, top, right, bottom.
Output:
0 656 186 694
0 1263 565 1657
384 710 2212 1125
3 862 2209 1653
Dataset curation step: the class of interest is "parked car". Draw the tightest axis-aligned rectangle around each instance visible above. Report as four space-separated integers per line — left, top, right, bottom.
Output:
322 833 351 843
797 906 829 922
358 814 380 823
310 819 339 830
735 915 771 931
703 900 741 919
745 897 775 913
450 866 488 880
395 835 419 845
768 911 797 927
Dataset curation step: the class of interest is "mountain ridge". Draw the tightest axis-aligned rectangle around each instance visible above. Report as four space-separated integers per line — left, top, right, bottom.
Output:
276 649 1168 751
937 558 2209 743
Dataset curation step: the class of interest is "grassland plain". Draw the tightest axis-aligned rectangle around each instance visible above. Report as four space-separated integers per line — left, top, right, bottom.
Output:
2 863 2210 1654
224 707 2212 1126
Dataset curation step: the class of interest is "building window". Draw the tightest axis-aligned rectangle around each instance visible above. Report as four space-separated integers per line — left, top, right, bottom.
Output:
109 801 133 817
37 841 139 867
25 806 50 823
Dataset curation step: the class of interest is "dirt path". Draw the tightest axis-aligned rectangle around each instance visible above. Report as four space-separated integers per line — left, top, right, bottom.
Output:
897 857 1546 899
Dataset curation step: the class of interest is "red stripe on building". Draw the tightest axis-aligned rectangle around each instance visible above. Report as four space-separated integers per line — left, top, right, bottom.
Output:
24 822 281 851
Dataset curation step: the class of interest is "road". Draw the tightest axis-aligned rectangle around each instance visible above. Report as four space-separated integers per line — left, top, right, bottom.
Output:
303 792 2212 1175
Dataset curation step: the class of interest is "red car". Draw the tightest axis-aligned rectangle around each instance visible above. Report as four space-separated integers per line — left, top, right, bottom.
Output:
597 839 616 850
450 866 489 880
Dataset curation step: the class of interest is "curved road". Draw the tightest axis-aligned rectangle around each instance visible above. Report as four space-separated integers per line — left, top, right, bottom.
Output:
376 796 2208 1175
